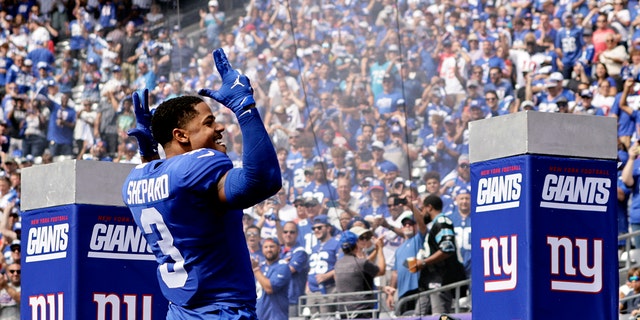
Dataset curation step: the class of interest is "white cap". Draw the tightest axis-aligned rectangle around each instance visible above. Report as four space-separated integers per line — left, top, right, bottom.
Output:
549 72 564 82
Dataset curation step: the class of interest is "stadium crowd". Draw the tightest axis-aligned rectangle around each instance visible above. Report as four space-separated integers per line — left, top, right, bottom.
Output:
0 0 638 317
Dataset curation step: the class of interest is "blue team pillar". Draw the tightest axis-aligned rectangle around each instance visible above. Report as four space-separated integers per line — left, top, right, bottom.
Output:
21 160 168 320
469 112 618 319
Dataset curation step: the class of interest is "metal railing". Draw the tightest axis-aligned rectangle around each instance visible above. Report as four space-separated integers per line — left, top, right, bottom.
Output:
298 289 382 319
395 279 471 316
619 230 640 271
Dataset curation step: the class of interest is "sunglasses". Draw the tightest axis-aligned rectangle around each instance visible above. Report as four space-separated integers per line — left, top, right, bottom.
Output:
631 276 639 282
312 225 325 231
7 270 19 274
459 163 469 168
283 230 296 234
246 232 259 237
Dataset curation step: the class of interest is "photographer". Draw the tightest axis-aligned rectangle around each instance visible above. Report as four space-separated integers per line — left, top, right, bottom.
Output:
335 231 385 318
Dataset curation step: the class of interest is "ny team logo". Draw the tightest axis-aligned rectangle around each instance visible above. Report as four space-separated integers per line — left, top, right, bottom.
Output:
481 235 518 292
28 292 154 320
547 236 603 293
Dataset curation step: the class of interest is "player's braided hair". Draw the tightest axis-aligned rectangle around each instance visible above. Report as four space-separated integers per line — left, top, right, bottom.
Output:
151 95 203 146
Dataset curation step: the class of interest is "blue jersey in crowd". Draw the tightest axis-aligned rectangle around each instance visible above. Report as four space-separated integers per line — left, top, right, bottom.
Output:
446 207 472 278
256 260 291 320
555 27 583 66
47 103 76 144
283 245 309 305
307 237 341 292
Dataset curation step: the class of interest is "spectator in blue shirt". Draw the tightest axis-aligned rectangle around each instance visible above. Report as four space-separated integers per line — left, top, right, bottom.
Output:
253 237 291 320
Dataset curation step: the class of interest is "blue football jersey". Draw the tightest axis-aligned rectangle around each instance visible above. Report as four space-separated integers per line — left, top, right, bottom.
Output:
283 245 309 305
307 237 341 292
122 148 256 307
447 208 472 278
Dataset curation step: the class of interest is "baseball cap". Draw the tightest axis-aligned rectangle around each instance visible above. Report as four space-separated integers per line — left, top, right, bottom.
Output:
37 61 48 69
371 141 385 150
340 231 358 250
24 59 32 66
47 79 57 86
399 210 416 224
304 197 320 207
580 89 593 98
313 215 330 226
521 100 536 110
112 65 121 72
87 57 97 65
208 0 218 6
556 96 568 105
262 236 280 246
469 100 483 109
549 72 564 82
293 197 305 206
369 179 385 191
458 154 470 165
391 125 402 135
453 186 471 197
9 240 20 251
444 115 455 124
468 33 478 41
350 226 372 238
379 161 399 173
388 44 399 52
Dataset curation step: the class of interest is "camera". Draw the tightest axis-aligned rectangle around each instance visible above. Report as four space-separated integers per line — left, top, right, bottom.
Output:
394 198 408 206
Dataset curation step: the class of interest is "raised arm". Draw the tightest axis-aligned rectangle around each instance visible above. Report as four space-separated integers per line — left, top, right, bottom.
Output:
198 49 282 209
127 89 160 163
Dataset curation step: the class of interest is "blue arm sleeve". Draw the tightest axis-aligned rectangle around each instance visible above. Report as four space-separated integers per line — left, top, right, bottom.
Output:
224 108 282 208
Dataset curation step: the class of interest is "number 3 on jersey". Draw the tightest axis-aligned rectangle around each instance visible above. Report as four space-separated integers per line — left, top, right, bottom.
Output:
140 207 188 288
